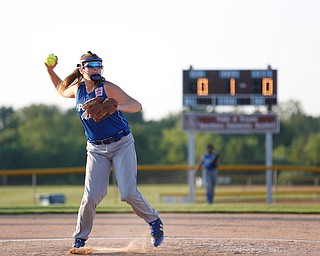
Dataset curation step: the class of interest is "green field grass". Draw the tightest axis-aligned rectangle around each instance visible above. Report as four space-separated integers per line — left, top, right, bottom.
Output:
1 185 320 214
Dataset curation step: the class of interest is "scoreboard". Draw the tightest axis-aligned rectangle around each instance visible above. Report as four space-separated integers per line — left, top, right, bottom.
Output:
183 68 277 107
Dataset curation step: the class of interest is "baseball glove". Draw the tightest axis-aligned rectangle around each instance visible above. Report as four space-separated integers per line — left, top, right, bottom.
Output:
82 97 118 122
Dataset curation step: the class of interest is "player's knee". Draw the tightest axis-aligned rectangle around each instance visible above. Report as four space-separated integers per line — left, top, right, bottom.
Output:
120 191 138 203
82 193 103 207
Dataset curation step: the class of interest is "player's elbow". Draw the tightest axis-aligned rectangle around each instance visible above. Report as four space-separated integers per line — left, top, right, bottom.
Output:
132 101 142 113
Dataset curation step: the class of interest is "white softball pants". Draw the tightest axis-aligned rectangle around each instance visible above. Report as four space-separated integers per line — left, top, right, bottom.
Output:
73 133 159 240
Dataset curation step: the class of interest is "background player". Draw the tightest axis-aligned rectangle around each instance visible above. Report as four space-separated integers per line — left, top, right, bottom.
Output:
196 144 220 204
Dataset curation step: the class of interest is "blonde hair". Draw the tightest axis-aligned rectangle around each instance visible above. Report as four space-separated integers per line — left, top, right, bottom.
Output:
57 51 102 93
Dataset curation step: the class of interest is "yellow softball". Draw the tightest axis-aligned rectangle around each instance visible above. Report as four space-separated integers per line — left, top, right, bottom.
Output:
45 54 57 67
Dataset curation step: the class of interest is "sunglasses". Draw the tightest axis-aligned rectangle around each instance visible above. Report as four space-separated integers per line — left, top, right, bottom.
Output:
83 62 103 69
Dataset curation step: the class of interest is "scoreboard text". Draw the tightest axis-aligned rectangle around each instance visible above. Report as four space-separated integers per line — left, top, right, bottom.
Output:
183 69 277 107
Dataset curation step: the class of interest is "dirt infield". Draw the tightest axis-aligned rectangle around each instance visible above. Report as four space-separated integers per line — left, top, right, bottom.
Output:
0 213 319 256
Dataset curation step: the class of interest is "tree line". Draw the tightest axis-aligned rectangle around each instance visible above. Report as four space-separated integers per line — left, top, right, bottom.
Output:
0 100 319 184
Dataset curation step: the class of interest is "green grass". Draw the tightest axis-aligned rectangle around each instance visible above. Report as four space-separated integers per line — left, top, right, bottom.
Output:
1 185 320 214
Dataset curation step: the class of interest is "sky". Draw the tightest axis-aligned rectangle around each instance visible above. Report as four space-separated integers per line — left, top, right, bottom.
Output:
1 0 320 120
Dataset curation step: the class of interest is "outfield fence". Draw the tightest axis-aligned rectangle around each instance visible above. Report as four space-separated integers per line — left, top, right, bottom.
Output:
0 165 319 204
1 164 320 175
0 164 320 184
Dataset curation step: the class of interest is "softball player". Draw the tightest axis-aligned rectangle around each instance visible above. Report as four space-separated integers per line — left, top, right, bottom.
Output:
45 51 164 248
196 144 220 204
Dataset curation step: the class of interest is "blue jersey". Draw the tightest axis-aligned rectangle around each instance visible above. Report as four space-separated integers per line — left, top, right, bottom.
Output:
75 82 130 141
202 153 218 171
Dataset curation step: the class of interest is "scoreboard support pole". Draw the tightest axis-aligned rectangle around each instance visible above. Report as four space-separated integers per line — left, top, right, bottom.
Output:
187 131 196 203
266 132 273 204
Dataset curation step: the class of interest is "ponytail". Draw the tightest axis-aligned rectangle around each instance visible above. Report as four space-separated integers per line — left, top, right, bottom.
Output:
57 68 83 94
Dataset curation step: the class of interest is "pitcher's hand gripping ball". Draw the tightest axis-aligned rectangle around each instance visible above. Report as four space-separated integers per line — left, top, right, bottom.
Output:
45 54 58 67
82 97 118 122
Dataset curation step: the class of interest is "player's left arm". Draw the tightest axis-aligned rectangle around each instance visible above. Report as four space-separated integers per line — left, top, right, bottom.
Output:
104 82 142 113
213 154 220 167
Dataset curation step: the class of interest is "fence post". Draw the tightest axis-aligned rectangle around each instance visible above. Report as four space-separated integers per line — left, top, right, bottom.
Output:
32 173 37 205
188 131 195 203
273 170 278 203
266 132 273 204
